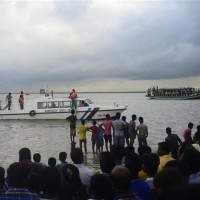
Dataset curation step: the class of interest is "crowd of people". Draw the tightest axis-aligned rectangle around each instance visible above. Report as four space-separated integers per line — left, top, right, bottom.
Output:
66 111 149 154
0 111 200 199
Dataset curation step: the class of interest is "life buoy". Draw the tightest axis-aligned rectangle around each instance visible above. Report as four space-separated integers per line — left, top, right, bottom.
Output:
29 110 36 117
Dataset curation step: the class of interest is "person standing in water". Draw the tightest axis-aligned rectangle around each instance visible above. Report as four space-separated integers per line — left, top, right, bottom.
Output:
136 117 148 146
66 109 77 143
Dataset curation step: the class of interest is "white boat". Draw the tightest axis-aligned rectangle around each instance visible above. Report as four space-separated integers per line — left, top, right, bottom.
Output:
0 95 127 120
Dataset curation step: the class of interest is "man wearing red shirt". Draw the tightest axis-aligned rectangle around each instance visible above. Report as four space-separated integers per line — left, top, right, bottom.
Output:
89 120 99 153
100 114 113 151
183 122 194 144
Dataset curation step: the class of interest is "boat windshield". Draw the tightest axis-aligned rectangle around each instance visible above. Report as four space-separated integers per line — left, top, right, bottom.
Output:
85 99 94 104
77 100 89 107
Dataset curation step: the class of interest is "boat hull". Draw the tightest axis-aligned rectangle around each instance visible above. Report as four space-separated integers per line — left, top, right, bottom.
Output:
0 108 126 120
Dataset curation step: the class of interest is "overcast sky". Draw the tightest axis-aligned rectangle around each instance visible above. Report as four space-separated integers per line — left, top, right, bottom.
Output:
0 0 200 92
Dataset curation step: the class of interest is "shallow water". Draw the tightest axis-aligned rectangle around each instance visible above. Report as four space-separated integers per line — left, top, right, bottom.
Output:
0 93 199 171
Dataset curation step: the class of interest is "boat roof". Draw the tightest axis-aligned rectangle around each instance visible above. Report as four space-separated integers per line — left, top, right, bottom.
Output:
34 96 88 101
157 87 194 90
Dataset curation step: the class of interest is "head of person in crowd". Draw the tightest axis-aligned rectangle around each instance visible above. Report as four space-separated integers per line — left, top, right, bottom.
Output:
124 146 135 157
106 114 110 120
111 166 132 196
92 119 97 125
138 117 144 123
195 131 200 143
153 168 184 199
164 160 190 184
48 157 56 167
59 152 67 163
125 152 142 179
157 142 170 156
177 142 191 159
90 173 113 200
122 116 126 122
0 166 9 192
70 148 84 164
0 166 5 181
27 162 41 194
138 145 152 156
110 144 125 165
71 108 75 115
7 162 30 188
60 163 88 200
115 112 121 120
166 127 172 135
131 114 137 121
39 166 61 199
142 153 160 177
33 153 41 163
188 122 194 129
81 119 85 125
19 147 31 163
181 147 200 175
62 164 82 185
193 127 200 143
100 151 115 174
197 125 200 131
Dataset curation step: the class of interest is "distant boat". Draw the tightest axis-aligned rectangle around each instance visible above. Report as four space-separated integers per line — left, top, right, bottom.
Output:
146 87 200 100
0 95 127 120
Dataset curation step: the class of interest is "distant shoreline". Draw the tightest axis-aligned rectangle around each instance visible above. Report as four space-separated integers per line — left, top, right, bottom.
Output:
0 91 146 94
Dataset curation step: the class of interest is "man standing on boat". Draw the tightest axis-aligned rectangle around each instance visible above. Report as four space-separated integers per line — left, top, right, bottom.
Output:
6 93 12 110
69 89 77 109
19 91 24 110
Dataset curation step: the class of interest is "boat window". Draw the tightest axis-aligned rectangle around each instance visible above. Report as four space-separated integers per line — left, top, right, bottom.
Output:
38 102 47 109
60 101 71 108
77 100 88 107
48 101 59 108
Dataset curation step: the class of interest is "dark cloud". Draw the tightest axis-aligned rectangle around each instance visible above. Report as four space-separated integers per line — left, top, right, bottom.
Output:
0 1 200 91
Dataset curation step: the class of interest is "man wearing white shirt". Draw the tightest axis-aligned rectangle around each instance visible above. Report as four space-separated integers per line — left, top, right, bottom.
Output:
70 148 96 193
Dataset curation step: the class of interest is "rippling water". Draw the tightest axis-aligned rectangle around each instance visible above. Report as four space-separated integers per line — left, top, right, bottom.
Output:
0 93 199 171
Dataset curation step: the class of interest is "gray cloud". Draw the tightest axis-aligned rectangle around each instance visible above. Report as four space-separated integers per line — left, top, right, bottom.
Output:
0 0 200 92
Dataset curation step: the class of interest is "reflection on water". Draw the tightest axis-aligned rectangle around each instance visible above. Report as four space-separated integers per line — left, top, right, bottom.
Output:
0 93 200 171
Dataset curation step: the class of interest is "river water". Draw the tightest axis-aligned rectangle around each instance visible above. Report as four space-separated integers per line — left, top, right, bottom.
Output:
0 92 199 171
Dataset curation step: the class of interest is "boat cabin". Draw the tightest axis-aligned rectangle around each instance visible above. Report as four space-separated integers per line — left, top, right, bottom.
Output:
34 98 93 110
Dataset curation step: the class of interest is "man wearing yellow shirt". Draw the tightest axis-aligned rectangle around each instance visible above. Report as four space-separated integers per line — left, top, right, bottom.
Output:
79 119 88 153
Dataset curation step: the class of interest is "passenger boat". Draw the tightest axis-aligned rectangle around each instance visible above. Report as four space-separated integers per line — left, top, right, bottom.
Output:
146 87 200 100
0 95 127 120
